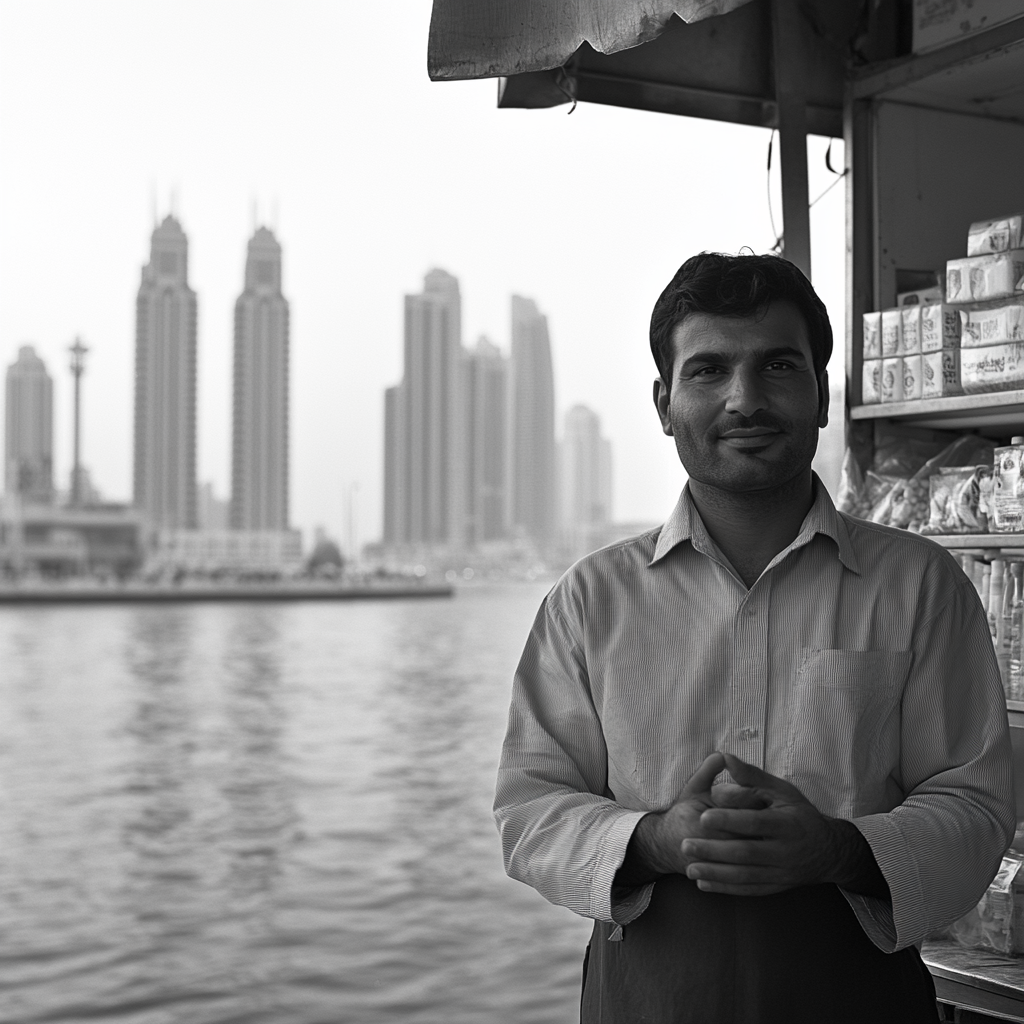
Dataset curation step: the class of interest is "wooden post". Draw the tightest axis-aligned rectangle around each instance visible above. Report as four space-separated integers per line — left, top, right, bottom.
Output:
771 0 811 280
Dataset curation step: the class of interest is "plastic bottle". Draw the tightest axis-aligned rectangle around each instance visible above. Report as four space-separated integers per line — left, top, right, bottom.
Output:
1010 563 1023 701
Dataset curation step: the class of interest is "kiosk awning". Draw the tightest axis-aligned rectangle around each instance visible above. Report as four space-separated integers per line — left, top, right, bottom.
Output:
427 0 758 80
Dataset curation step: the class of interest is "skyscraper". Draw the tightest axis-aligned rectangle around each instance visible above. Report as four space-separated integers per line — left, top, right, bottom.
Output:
510 295 555 550
463 336 509 546
133 215 197 530
230 227 289 530
559 404 612 558
384 269 464 547
5 345 53 503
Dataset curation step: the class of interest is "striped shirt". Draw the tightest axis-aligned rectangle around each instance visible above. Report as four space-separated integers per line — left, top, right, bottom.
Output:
495 480 1016 952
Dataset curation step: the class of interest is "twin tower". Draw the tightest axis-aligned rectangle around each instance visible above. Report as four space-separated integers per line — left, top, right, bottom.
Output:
135 215 288 532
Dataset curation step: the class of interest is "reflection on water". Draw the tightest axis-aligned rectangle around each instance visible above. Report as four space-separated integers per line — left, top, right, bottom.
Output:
0 587 590 1024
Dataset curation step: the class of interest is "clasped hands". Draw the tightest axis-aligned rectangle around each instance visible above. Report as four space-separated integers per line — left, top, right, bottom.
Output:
631 751 845 897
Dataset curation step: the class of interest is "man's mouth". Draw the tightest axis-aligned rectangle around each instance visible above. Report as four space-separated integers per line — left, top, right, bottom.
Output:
717 429 780 449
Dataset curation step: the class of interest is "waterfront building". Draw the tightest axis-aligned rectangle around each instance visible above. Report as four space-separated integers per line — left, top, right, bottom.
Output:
559 403 612 560
384 269 465 548
5 346 54 503
133 215 198 530
463 336 509 546
148 528 303 576
510 295 556 551
231 227 289 530
0 498 142 577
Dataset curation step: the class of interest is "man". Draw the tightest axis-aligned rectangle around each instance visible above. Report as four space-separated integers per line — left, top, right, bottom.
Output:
494 253 1016 1023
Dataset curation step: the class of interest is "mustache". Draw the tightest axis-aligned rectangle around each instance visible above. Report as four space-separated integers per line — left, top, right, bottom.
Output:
715 414 788 435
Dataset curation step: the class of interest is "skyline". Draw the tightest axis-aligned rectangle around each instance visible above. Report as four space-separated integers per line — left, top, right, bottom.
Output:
0 1 847 547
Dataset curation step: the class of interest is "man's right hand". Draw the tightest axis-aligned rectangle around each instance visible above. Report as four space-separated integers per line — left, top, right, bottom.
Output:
614 752 767 886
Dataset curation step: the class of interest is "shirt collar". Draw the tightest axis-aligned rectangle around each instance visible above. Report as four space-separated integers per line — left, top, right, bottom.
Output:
649 475 861 575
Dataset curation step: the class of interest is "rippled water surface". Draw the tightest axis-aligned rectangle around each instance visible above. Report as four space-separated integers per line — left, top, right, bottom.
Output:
0 585 591 1024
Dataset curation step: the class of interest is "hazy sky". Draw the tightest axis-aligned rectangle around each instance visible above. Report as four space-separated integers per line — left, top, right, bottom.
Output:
0 0 846 549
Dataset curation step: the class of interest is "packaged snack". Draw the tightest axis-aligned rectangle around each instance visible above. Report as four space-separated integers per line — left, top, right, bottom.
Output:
900 305 922 355
922 465 991 534
922 349 962 398
921 302 961 351
881 309 902 357
862 311 882 360
960 302 1024 347
897 285 943 307
871 433 996 532
836 449 871 519
992 438 1024 533
961 342 1024 394
950 854 1024 955
902 354 922 400
862 359 882 405
968 214 1024 257
881 357 902 403
947 251 1024 303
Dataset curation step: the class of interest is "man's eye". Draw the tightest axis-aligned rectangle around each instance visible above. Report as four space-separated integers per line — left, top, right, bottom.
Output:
694 366 725 376
764 361 794 371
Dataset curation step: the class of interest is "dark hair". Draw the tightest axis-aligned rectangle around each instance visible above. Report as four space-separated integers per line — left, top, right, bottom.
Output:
649 252 833 391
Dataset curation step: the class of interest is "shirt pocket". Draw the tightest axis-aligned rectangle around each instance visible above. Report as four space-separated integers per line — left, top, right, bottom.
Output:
786 648 912 818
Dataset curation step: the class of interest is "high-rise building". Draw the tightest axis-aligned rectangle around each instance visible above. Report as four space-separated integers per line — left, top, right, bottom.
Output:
4 345 53 503
382 384 404 546
559 404 612 558
230 227 289 530
510 295 556 551
133 215 198 530
384 269 464 547
463 336 509 546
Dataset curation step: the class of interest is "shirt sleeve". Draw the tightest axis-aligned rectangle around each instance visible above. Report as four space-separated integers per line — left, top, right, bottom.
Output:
494 587 650 925
843 563 1017 952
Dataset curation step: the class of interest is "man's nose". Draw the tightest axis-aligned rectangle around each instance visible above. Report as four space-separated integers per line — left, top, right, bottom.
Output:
723 368 768 416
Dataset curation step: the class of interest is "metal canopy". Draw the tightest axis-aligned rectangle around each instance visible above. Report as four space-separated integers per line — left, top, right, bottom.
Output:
427 0 758 81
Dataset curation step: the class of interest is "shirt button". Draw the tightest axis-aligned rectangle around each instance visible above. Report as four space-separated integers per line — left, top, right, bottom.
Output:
738 727 759 741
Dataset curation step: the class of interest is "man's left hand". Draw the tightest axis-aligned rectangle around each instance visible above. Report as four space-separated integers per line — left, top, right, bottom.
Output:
680 753 876 897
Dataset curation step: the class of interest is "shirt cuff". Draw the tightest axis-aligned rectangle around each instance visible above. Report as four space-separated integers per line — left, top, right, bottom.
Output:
588 810 652 923
843 813 926 952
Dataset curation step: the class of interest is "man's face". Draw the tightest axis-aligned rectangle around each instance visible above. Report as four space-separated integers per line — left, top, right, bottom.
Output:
653 301 828 494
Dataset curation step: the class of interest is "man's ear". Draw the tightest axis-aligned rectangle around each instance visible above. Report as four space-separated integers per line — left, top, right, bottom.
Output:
653 377 673 436
817 369 829 428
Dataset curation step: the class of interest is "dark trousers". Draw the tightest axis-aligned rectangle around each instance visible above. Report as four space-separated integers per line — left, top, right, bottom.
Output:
581 876 938 1024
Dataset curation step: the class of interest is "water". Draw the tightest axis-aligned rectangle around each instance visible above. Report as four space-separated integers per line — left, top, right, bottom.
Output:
0 585 592 1024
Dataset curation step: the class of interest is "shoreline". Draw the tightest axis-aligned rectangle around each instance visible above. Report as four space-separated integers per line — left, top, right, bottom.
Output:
0 581 454 604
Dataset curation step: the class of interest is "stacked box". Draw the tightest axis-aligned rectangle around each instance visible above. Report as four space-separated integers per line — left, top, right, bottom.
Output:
961 342 1024 394
900 305 922 355
922 348 962 398
913 0 1024 54
862 359 882 404
947 250 1024 303
881 357 903 403
968 214 1024 257
902 355 923 400
881 309 902 357
862 311 882 360
921 302 961 351
960 302 1024 347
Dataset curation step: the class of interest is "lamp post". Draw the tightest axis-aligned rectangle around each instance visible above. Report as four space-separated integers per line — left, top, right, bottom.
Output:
69 337 88 506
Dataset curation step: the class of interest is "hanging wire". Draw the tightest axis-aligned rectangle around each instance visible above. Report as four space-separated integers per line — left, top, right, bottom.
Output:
767 132 847 250
766 130 784 254
554 63 578 113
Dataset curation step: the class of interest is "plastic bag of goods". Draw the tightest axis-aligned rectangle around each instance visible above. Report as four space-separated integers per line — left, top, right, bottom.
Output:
950 854 1024 955
921 465 993 534
872 434 996 531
